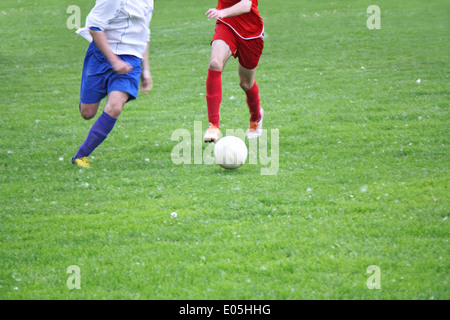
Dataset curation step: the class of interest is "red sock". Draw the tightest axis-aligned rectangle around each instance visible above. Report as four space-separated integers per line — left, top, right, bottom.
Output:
206 69 222 127
246 81 261 122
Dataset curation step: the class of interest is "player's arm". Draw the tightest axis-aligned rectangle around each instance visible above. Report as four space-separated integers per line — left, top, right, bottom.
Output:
206 0 252 20
141 41 152 93
89 28 133 75
85 0 130 74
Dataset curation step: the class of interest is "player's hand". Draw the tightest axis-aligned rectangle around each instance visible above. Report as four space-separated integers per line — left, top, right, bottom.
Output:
112 59 133 74
206 8 225 20
141 69 153 94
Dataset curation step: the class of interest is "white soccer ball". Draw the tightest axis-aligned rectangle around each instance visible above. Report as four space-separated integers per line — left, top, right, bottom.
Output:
214 136 248 170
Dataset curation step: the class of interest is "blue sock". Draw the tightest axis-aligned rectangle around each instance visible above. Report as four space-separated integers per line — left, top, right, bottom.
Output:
73 111 117 160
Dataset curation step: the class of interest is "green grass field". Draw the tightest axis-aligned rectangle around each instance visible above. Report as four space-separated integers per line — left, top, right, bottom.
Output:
0 0 448 300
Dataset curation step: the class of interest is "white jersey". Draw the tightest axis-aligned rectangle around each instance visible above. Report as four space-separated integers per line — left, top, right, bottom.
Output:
77 0 154 59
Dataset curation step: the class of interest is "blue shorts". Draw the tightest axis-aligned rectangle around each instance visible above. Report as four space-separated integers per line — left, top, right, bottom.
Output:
80 42 142 104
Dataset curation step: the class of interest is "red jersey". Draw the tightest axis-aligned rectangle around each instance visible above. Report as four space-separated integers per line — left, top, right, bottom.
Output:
217 0 264 39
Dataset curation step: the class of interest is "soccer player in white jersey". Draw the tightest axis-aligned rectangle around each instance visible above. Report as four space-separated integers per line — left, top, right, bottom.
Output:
71 0 154 168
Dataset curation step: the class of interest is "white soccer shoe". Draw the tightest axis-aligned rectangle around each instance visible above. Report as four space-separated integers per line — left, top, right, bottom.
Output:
203 123 221 143
247 108 264 139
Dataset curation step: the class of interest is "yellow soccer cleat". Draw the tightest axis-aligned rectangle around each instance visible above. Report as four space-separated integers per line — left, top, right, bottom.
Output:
72 156 90 168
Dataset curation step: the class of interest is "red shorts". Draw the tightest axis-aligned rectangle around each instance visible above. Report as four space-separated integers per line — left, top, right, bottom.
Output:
212 22 264 70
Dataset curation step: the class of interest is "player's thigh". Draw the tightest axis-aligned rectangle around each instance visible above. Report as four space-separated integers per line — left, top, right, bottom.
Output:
238 64 256 91
104 91 130 118
209 40 232 71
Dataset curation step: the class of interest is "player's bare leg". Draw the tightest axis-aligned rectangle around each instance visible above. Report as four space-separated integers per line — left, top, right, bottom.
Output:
209 40 232 71
238 63 256 91
104 90 129 118
239 63 263 139
79 102 100 120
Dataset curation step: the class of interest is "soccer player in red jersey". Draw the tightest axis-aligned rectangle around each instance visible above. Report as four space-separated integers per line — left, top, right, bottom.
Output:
203 0 265 142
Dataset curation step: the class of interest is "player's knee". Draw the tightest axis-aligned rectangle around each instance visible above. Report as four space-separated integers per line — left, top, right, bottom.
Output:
239 79 254 92
208 58 224 71
79 102 99 119
81 113 95 120
104 102 124 118
80 107 97 120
